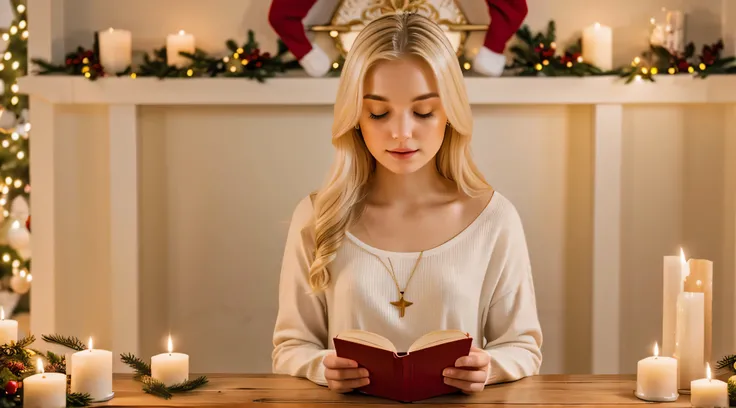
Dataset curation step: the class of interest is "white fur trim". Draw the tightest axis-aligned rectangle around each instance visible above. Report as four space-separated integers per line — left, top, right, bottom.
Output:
473 46 506 77
299 43 331 77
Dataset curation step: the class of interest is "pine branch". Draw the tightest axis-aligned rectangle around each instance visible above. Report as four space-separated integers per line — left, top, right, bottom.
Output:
120 353 151 378
717 354 736 373
167 375 209 393
45 351 64 365
729 380 736 406
42 334 86 351
66 392 93 407
140 376 173 400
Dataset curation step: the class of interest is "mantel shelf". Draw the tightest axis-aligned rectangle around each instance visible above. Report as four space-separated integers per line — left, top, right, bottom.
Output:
17 74 736 106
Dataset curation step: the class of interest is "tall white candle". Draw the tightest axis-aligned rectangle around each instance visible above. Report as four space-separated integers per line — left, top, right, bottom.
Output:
675 292 704 391
0 306 18 345
151 335 189 386
98 27 132 74
166 30 195 68
691 363 728 407
635 342 678 402
71 337 113 401
662 248 688 357
23 358 67 408
582 22 613 70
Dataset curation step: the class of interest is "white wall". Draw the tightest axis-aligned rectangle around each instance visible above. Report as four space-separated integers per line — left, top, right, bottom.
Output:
32 0 736 376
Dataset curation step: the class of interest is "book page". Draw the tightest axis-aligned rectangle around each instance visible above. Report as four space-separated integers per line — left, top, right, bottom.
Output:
336 330 397 353
408 330 469 353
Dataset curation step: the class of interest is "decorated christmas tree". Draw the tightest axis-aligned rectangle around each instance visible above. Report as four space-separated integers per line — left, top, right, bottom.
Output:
0 0 31 317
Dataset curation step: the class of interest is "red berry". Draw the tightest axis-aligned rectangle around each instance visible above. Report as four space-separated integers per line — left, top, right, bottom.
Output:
25 215 29 232
5 381 18 395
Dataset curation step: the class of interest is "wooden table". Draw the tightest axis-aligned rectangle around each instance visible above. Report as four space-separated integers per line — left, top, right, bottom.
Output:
96 374 692 407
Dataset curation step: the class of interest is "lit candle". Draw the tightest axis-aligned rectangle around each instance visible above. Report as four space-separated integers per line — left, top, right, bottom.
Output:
71 337 113 401
635 342 678 401
582 22 613 70
23 358 67 408
662 249 688 357
685 259 713 364
0 306 18 345
151 335 189 386
166 30 195 68
691 363 728 407
675 291 704 391
97 27 132 74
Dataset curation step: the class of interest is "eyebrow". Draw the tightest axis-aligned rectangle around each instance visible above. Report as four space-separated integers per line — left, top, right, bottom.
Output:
363 92 439 102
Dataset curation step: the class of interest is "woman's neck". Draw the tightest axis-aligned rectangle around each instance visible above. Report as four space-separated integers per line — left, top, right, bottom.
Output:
367 162 455 207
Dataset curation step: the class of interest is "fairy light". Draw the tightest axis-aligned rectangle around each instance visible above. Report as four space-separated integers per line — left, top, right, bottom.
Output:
130 72 137 79
24 123 30 132
4 177 11 185
535 63 542 71
223 56 230 63
16 151 24 159
577 56 583 63
688 66 695 73
18 21 26 30
11 260 19 268
330 30 338 38
333 62 340 69
186 69 193 77
9 26 17 35
699 63 706 70
236 48 244 54
21 31 27 39
566 61 573 68
10 84 18 93
241 59 248 66
233 52 239 59
4 52 11 61
668 67 676 74
1 34 8 41
641 67 648 74
1 141 8 148
2 186 9 194
542 59 549 66
229 66 237 73
650 67 658 75
16 4 25 13
13 179 22 188
11 61 19 70
11 96 18 105
2 254 9 263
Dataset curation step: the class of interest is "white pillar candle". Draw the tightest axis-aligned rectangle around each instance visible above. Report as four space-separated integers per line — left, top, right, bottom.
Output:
98 27 132 74
151 335 189 386
166 30 195 68
675 291 704 391
691 364 728 407
635 342 678 402
23 358 67 408
0 306 18 345
662 249 688 357
71 337 113 401
582 22 613 70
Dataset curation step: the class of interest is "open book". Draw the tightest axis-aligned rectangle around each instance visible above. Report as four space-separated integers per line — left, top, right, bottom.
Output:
333 329 473 402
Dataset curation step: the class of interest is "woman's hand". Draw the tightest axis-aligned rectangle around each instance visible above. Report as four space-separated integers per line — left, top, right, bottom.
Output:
323 354 370 393
443 346 491 393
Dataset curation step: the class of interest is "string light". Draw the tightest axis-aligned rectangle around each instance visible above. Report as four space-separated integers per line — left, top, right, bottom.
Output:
333 61 341 69
241 59 248 66
688 66 695 73
542 59 549 66
9 26 17 35
11 61 18 70
10 96 18 105
330 30 338 38
2 254 9 263
2 186 8 195
4 52 10 61
699 63 706 70
1 34 8 41
11 132 18 141
21 31 27 39
668 67 676 74
18 21 26 30
236 48 244 54
186 69 193 77
4 177 11 185
10 84 18 93
1 141 8 148
535 63 542 71
11 260 19 268
566 61 573 68
223 56 230 63
650 67 658 75
13 180 21 188
0 63 5 71
229 66 236 73
16 151 24 159
16 4 25 13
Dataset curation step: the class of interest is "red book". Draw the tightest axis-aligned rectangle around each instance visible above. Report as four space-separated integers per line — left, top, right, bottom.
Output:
333 329 473 402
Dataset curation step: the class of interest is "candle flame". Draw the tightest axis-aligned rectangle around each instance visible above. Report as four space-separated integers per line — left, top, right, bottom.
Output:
1 306 4 320
594 22 601 29
178 30 186 35
167 335 173 354
88 337 93 350
707 363 711 380
36 357 43 374
680 247 686 264
653 342 659 357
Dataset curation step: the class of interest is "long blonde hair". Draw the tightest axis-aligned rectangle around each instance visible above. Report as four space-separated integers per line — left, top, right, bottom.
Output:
308 12 491 291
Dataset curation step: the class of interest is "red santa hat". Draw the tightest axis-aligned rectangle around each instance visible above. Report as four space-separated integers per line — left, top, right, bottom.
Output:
268 0 331 77
473 0 528 77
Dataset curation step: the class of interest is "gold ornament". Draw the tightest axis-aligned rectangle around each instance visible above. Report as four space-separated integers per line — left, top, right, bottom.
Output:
309 0 486 57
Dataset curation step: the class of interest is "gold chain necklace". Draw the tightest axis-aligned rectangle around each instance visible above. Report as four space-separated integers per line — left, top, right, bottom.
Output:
373 251 424 318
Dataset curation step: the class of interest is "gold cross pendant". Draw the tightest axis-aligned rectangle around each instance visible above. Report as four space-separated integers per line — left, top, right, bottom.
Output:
390 291 413 318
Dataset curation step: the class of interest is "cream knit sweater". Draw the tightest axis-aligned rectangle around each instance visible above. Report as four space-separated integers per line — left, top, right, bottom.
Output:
272 191 543 386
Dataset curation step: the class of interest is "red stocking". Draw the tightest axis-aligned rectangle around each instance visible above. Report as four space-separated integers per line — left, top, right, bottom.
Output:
268 0 331 77
474 0 528 76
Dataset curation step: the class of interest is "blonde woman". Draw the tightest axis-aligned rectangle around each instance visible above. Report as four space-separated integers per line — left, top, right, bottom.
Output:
272 12 542 395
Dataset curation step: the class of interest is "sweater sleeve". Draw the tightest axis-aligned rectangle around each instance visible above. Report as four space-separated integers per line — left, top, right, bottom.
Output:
271 196 333 386
482 203 543 385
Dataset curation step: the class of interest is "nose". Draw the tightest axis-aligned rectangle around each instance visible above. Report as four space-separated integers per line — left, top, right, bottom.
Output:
391 112 413 140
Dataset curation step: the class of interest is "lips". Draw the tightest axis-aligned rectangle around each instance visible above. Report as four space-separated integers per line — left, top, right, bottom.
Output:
387 149 418 159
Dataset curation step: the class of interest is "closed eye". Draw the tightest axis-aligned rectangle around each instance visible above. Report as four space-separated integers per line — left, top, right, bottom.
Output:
414 111 434 119
369 112 388 120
